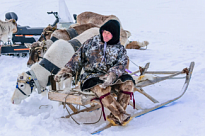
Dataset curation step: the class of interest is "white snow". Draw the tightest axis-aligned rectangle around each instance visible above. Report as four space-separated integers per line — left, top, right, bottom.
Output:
0 0 205 136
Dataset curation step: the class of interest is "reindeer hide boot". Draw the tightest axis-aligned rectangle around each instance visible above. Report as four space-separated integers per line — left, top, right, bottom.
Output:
108 80 135 126
117 81 135 125
91 85 130 126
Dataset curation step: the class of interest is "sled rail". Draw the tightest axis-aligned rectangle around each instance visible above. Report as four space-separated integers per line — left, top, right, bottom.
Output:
144 71 182 74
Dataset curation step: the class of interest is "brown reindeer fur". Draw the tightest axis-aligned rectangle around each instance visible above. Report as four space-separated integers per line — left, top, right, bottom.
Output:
71 11 131 46
126 41 149 49
38 24 57 41
117 81 134 110
72 23 99 36
126 41 141 49
54 67 72 82
51 29 71 40
27 41 41 66
90 79 134 124
75 12 122 28
91 85 129 124
51 23 99 40
27 23 99 66
30 41 41 48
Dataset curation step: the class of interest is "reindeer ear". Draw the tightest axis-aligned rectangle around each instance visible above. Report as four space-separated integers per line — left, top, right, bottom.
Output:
12 19 16 24
53 25 57 30
25 43 32 48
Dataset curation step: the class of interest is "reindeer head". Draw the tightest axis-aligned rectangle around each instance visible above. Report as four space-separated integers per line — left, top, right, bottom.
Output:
11 72 35 104
27 41 47 67
38 24 57 41
9 19 17 33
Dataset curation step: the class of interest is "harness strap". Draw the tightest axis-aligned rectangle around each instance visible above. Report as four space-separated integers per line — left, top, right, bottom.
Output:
66 28 78 39
16 83 30 97
38 56 43 61
26 71 31 75
91 92 111 121
121 91 135 109
29 70 42 94
39 58 60 75
25 71 35 92
16 71 35 97
41 34 46 41
50 36 58 42
68 39 81 52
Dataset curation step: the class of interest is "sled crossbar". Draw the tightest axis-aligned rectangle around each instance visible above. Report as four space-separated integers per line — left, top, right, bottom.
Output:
48 91 95 105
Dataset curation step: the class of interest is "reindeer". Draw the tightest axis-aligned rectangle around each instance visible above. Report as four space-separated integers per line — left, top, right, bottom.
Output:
71 11 122 28
27 23 99 66
0 19 17 44
71 11 149 48
71 11 132 46
27 41 46 66
27 11 149 66
126 41 149 49
11 39 74 104
12 28 99 104
38 24 57 41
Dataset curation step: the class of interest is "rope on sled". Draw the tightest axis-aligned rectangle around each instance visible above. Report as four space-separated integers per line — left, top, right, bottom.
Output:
83 108 103 125
64 93 80 125
63 91 103 125
129 59 140 67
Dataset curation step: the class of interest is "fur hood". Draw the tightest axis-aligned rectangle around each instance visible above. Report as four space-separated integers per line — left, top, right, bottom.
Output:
99 20 120 45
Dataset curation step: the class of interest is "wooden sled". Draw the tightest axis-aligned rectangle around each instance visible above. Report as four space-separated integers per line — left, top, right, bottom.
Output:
48 61 195 134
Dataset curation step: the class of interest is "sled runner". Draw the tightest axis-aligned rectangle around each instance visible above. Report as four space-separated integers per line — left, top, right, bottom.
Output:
48 61 194 134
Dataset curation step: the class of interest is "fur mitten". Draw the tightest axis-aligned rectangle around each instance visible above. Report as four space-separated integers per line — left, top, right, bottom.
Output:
54 67 72 82
99 72 116 88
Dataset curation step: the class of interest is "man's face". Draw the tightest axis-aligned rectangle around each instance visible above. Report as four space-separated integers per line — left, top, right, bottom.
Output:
102 30 113 43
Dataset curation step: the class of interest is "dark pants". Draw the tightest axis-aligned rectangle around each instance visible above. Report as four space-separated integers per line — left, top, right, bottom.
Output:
81 74 135 91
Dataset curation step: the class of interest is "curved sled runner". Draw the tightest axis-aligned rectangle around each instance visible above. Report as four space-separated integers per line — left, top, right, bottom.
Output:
47 61 195 134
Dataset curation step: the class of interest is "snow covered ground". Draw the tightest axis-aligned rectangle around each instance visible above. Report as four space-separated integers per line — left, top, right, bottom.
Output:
0 0 205 136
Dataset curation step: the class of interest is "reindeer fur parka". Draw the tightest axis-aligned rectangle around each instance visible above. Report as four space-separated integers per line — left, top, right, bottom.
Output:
64 20 134 91
65 34 131 90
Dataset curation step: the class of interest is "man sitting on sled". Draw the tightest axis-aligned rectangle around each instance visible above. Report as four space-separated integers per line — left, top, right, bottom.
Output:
54 20 135 125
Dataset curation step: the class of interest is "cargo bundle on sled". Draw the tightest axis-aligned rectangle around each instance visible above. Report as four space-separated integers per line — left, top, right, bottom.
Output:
47 62 194 134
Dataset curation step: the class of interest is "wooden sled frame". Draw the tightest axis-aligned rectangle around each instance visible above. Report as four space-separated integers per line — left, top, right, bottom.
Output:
48 61 195 133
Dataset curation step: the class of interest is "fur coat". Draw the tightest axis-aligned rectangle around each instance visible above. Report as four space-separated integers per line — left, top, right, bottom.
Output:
65 35 129 90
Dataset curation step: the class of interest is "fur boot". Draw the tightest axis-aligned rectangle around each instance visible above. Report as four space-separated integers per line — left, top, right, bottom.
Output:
117 81 134 109
91 85 130 125
108 80 135 125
